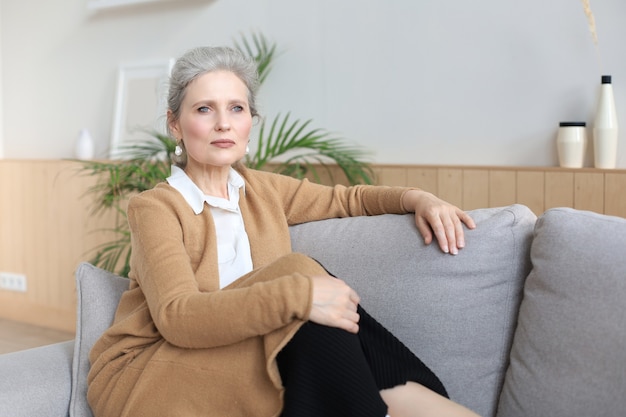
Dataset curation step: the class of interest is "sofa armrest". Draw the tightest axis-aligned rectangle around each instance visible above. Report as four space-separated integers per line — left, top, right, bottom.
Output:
0 340 74 417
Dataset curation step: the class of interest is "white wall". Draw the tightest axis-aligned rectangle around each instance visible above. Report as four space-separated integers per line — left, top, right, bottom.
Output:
1 0 625 167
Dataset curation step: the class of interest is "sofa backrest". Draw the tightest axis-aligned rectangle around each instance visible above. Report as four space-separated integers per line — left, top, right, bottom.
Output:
290 204 536 417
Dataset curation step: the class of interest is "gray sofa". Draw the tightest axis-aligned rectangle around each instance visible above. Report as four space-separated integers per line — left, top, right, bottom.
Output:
1 204 625 417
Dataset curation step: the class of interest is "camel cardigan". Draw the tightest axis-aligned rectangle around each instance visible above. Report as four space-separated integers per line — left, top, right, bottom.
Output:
87 167 412 417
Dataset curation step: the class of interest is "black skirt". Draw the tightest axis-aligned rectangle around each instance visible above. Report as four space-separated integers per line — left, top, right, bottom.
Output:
277 303 448 417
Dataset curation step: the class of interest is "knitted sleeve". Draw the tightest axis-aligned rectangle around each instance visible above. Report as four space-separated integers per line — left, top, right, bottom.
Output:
243 169 417 225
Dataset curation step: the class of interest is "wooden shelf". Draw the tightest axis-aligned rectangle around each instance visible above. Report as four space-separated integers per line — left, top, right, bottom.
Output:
372 164 626 218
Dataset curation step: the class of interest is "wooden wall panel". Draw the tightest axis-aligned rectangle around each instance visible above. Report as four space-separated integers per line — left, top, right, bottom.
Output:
375 166 407 187
488 170 517 207
1 161 625 332
545 172 574 210
462 169 489 210
437 169 463 208
0 161 117 332
516 171 545 215
574 172 604 213
406 167 438 193
605 173 626 217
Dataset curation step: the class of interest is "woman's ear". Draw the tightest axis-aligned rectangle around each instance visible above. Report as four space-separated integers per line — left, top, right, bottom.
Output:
167 110 181 139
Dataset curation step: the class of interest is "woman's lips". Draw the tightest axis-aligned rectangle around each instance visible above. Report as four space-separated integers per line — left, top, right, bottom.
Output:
211 139 236 148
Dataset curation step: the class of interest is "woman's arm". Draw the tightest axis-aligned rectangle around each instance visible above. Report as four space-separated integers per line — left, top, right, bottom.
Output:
126 190 313 349
246 169 409 223
246 169 475 253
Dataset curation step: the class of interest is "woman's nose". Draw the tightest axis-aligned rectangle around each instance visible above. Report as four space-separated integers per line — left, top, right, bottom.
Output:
215 111 230 131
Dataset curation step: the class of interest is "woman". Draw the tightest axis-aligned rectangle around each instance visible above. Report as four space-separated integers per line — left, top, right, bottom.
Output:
87 46 479 417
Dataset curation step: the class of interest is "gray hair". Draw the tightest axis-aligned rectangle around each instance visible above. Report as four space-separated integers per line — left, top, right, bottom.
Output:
168 46 260 167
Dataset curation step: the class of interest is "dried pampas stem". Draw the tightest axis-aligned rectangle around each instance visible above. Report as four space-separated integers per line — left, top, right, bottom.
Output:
581 0 598 44
580 0 602 73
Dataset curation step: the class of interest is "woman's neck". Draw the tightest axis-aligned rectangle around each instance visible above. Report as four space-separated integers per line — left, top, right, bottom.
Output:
184 163 231 199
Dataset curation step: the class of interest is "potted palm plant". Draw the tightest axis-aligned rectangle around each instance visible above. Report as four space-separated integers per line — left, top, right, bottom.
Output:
77 32 374 276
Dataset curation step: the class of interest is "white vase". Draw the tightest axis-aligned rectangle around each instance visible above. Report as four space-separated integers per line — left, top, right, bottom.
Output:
75 128 95 160
557 122 586 168
593 75 619 169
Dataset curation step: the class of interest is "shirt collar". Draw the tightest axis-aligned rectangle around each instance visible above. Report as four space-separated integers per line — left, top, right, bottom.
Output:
166 165 245 215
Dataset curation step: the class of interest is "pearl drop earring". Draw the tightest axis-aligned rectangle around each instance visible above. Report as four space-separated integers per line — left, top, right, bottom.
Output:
245 145 250 155
175 144 183 156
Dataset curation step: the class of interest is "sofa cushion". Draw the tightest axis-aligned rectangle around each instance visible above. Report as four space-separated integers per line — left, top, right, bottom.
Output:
0 341 74 417
497 208 626 417
290 204 536 417
70 262 130 417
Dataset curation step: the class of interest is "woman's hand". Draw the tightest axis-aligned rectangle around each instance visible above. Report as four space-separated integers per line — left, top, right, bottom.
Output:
402 189 476 255
309 275 361 334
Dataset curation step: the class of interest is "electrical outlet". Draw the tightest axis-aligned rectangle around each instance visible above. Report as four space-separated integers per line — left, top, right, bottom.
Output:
0 272 27 292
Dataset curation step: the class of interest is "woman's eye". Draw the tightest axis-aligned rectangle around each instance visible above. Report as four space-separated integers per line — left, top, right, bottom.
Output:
232 105 244 112
198 106 210 113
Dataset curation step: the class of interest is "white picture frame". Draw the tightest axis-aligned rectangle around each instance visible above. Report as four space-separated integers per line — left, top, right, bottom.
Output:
88 0 169 10
109 59 174 158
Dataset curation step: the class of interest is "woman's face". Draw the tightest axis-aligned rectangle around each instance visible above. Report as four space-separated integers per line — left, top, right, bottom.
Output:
170 70 252 169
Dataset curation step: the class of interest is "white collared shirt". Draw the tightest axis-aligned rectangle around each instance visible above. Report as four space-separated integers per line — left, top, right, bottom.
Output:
167 165 253 288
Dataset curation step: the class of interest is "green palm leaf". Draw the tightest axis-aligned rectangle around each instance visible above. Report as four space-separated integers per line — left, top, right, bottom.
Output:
88 227 131 278
246 113 374 184
233 31 278 85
